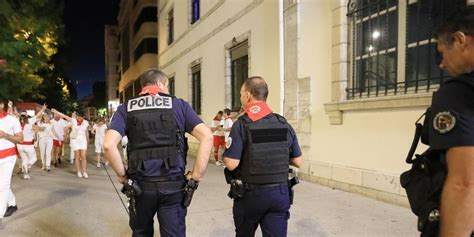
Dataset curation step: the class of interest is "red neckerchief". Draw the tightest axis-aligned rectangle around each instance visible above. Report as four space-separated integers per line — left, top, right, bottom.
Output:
21 124 25 130
140 86 163 96
0 111 7 119
245 101 273 122
77 118 84 126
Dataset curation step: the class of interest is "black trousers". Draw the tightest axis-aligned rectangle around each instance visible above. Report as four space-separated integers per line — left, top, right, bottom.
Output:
233 183 291 237
130 182 187 237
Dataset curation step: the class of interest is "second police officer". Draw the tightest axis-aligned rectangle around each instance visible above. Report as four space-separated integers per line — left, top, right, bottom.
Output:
428 6 474 237
103 69 213 237
223 76 303 237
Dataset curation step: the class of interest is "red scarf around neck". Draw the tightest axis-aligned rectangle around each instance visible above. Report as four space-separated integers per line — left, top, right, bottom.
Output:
0 111 7 119
140 86 163 96
245 101 273 122
77 118 84 126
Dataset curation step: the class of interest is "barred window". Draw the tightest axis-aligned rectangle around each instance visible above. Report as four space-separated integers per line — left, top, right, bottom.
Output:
347 0 466 100
190 0 200 24
191 65 201 114
167 9 174 45
169 76 175 96
405 0 465 91
230 41 248 111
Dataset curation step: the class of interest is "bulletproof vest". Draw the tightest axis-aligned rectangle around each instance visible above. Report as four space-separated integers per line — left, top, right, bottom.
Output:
239 113 290 184
125 93 181 178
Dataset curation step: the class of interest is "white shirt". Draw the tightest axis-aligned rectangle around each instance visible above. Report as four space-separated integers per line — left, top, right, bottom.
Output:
223 117 233 139
0 115 22 150
211 119 224 136
93 124 107 140
51 118 67 141
72 119 89 139
22 117 37 142
38 122 54 140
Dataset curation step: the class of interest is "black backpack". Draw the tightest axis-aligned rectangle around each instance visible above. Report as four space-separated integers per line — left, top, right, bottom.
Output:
400 107 447 236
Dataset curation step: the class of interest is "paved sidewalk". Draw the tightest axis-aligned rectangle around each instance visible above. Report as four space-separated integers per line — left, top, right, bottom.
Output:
1 146 419 236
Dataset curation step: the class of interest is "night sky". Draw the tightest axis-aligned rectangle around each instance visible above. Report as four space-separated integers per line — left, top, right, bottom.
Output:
63 0 119 99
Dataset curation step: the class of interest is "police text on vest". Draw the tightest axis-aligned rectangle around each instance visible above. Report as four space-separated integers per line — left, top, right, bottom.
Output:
127 95 173 111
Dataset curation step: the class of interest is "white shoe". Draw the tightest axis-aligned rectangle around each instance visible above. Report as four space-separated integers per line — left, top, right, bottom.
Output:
83 172 89 179
96 163 101 168
77 172 83 178
23 174 28 180
26 175 31 179
70 160 74 164
215 161 222 166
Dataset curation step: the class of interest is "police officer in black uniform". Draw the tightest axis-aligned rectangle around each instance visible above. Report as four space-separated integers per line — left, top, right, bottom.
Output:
429 6 474 237
104 69 213 237
223 76 303 237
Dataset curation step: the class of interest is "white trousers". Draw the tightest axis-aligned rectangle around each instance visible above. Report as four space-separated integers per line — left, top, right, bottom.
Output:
39 138 53 168
69 144 74 161
0 155 17 218
17 144 37 167
95 138 103 154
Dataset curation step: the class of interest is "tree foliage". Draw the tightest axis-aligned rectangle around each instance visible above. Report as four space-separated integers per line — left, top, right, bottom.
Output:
0 0 64 100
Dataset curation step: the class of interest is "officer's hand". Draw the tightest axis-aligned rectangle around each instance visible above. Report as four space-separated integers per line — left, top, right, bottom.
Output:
117 175 127 184
185 171 201 182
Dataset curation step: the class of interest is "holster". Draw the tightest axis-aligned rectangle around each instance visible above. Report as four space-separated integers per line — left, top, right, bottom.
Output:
228 179 245 199
288 176 299 205
182 179 198 207
121 179 142 216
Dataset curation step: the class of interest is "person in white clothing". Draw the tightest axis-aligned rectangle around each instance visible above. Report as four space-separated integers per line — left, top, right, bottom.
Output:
17 105 46 179
0 99 24 224
92 118 107 168
51 113 67 167
53 109 90 178
222 108 233 145
211 111 225 166
37 113 59 172
64 122 74 164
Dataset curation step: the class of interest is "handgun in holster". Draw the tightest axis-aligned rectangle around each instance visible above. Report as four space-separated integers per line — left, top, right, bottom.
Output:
182 179 198 207
224 168 245 199
121 178 142 215
288 169 300 205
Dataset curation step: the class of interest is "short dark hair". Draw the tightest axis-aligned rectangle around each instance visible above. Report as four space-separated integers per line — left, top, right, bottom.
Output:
243 76 268 102
224 108 231 116
435 6 474 45
0 99 6 112
140 68 169 87
20 115 28 124
217 111 223 115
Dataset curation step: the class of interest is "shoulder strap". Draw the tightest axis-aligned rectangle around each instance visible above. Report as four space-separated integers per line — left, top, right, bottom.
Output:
406 108 429 164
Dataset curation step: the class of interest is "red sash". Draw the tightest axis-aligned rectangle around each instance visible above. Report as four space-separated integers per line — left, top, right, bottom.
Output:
0 147 18 159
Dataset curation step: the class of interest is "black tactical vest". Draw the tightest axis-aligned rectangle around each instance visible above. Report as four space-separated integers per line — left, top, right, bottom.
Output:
239 113 290 184
125 93 181 178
